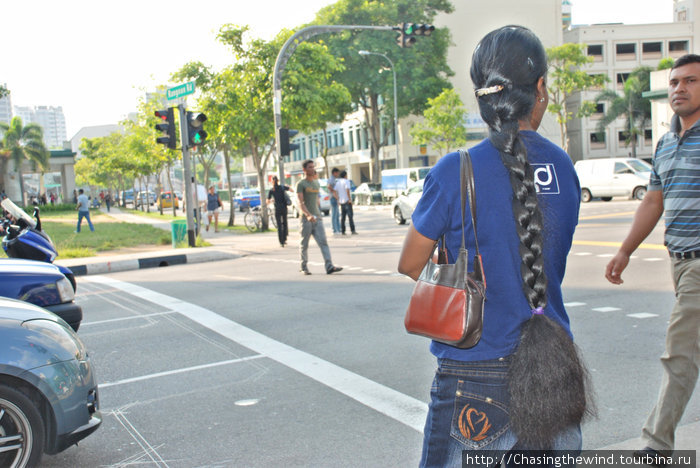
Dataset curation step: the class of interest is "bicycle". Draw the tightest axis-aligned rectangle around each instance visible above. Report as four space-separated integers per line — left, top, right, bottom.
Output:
244 205 277 232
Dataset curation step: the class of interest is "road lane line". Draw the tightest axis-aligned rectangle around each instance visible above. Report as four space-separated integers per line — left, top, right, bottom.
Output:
578 211 636 221
86 276 429 433
82 311 178 326
572 240 666 250
100 355 266 389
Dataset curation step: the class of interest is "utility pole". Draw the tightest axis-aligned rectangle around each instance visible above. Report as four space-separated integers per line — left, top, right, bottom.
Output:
178 104 196 247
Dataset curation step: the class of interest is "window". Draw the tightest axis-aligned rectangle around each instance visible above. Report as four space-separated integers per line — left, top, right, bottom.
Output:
591 103 605 120
614 162 633 174
590 131 606 150
642 42 662 60
669 40 689 57
617 72 631 90
615 43 636 61
618 131 629 142
588 44 603 62
644 129 653 145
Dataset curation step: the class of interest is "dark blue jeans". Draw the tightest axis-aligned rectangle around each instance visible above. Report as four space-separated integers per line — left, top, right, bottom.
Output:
76 210 94 232
420 358 581 468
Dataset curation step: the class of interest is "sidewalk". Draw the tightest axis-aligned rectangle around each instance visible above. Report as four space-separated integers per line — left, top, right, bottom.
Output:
55 205 286 276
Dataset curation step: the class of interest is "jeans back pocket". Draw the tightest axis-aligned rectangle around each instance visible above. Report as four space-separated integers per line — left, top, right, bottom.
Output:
450 378 512 450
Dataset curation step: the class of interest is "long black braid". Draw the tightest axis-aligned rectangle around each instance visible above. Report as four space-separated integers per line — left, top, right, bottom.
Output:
470 26 594 449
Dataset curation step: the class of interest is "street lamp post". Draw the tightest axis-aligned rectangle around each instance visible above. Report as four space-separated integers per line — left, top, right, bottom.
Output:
358 50 400 167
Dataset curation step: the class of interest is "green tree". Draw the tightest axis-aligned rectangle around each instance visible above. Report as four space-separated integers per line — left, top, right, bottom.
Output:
409 88 467 156
0 116 49 205
596 66 652 159
658 57 674 70
546 43 608 153
0 85 8 99
312 0 454 182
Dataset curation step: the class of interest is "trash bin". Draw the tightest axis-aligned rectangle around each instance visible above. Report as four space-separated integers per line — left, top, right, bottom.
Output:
171 220 187 247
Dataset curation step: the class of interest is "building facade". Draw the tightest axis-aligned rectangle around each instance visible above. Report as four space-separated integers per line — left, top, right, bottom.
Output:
12 105 68 149
0 84 11 125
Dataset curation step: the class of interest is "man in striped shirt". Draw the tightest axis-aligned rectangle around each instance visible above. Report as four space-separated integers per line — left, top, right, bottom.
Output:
606 54 700 461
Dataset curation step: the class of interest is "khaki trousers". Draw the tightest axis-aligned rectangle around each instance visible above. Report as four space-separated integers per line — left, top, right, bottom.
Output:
641 257 700 451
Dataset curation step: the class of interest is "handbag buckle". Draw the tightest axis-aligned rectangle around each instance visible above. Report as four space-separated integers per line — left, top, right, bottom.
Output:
432 269 440 281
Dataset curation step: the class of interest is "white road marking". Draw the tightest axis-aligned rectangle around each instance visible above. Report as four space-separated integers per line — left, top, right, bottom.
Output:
375 270 392 275
593 307 622 313
597 254 614 258
82 311 178 326
100 355 266 389
110 408 169 467
626 313 659 319
86 276 428 433
362 268 377 273
642 258 664 262
574 252 593 256
564 302 587 308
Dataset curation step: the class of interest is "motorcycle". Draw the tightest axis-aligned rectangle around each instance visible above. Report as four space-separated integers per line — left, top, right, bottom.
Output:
1 198 76 290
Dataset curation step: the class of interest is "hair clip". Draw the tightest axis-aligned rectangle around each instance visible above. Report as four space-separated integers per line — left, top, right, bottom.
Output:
475 84 504 97
532 307 544 315
527 57 534 69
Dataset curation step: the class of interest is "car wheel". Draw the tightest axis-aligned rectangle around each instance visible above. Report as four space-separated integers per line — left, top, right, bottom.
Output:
601 196 613 202
0 384 45 468
394 206 406 225
581 188 592 203
633 186 646 201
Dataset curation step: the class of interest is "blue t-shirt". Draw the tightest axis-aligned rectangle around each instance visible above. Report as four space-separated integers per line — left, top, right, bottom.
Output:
411 131 581 361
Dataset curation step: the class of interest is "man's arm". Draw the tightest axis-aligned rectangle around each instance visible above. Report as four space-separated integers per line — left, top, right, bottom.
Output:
605 190 664 284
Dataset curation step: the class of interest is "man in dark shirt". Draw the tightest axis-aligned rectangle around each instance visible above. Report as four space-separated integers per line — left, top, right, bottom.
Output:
267 176 290 246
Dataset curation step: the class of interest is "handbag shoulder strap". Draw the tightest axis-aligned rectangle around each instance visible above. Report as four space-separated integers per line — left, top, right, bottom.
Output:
458 149 480 256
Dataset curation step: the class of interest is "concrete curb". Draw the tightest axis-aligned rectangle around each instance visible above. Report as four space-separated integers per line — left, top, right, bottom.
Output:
57 249 240 277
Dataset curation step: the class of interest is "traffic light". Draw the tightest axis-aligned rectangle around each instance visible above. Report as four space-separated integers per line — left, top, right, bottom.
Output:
154 108 176 149
395 23 435 48
186 111 207 148
278 128 299 157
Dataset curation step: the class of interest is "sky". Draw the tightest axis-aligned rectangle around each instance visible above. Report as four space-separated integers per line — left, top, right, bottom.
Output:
1 0 674 139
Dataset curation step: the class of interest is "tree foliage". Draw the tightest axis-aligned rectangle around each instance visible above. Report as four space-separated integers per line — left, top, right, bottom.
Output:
596 66 652 159
0 116 49 205
409 88 467 156
657 57 674 70
546 43 608 153
312 0 454 181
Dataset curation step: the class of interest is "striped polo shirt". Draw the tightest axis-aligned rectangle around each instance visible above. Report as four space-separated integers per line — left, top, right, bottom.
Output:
649 114 700 253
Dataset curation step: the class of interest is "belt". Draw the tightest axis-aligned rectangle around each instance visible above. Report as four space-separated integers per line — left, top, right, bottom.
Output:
669 250 700 260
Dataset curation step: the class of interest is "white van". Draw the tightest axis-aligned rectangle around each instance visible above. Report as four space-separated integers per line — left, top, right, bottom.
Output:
381 166 431 200
574 158 652 203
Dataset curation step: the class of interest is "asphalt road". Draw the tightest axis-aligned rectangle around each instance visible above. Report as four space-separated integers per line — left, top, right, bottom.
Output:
44 200 699 467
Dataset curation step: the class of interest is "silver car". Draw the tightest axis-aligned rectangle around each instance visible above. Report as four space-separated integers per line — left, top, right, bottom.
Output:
391 179 424 225
0 297 101 466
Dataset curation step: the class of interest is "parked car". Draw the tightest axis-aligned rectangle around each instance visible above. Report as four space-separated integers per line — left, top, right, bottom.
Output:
158 191 179 209
574 157 651 202
120 189 135 206
381 167 431 200
135 191 156 207
391 179 424 225
353 183 383 205
0 297 101 466
234 188 261 211
0 258 82 331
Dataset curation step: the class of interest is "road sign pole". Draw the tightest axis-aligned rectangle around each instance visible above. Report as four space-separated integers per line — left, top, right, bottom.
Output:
179 104 196 247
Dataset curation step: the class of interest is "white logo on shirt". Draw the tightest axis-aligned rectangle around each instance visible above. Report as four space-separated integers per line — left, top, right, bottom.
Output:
532 163 560 195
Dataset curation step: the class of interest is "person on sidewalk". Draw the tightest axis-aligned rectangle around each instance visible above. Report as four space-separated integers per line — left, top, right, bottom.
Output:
328 167 341 234
268 175 291 247
336 170 357 235
296 160 342 275
605 54 700 461
206 185 222 233
104 193 112 212
75 189 94 233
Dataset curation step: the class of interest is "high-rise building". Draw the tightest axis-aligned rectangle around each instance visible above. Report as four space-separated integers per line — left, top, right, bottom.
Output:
0 84 12 125
12 105 67 149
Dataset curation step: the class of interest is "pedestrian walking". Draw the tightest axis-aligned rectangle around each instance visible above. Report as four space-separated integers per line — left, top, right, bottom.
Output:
398 26 591 466
267 175 291 246
296 160 342 275
328 167 341 234
336 170 356 235
75 189 94 233
206 185 222 232
605 54 700 460
104 193 111 212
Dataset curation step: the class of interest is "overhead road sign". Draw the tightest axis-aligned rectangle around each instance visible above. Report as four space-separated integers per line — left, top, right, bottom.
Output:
167 82 195 101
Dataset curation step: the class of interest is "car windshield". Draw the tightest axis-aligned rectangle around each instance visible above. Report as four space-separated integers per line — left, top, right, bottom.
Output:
627 159 652 172
241 189 259 196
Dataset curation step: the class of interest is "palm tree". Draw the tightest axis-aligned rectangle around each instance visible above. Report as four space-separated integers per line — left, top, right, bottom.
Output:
596 66 652 159
0 116 49 205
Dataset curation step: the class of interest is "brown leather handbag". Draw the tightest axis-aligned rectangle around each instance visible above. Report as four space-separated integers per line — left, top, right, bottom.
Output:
404 150 486 349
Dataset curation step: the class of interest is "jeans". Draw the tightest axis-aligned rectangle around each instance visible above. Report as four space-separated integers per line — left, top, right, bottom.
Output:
299 216 333 271
642 257 700 451
275 207 288 245
330 197 340 233
341 202 355 234
420 358 582 468
76 210 94 232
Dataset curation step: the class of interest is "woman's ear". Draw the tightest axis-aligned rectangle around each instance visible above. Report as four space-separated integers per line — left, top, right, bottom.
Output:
537 76 548 103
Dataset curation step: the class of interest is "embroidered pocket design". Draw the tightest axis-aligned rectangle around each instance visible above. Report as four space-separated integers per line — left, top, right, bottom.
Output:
458 404 492 441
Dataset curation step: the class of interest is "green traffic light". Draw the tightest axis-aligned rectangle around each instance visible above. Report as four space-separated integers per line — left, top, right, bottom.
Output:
405 24 414 34
193 133 202 144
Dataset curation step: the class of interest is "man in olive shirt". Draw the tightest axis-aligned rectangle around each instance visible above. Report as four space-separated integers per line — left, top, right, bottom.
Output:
296 160 342 275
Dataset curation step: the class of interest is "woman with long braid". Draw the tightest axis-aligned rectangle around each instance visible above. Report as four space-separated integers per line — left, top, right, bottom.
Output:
398 26 593 466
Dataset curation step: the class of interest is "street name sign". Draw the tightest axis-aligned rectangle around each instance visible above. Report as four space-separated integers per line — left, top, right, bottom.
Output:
167 82 195 101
